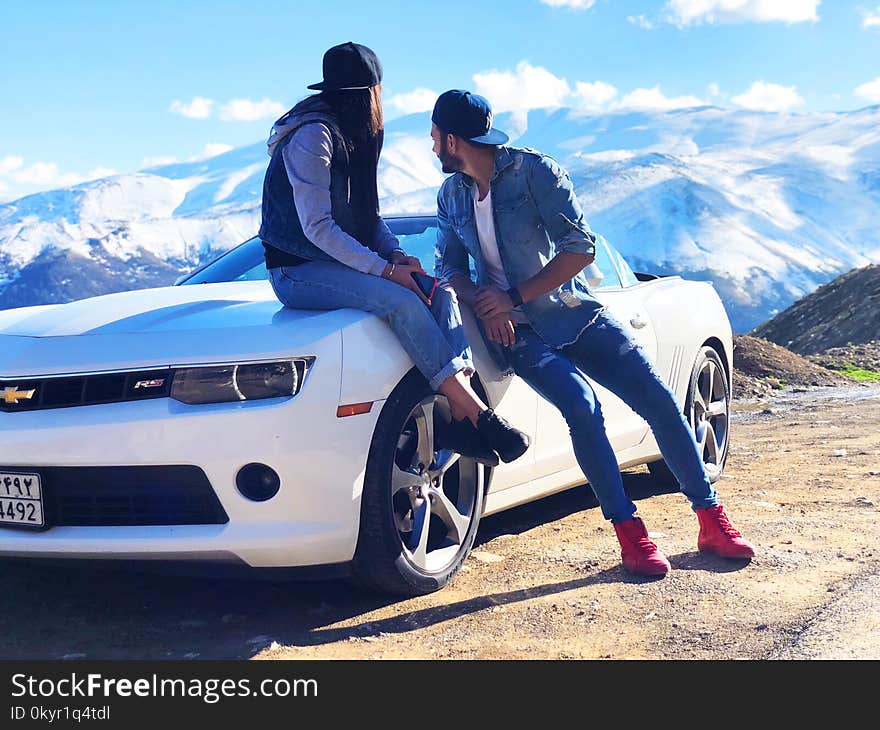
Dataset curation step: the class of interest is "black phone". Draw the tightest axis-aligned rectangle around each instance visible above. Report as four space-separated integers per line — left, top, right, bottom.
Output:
410 271 439 300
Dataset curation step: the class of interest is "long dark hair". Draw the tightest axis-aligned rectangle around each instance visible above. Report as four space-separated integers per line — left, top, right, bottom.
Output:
286 86 383 149
319 85 383 142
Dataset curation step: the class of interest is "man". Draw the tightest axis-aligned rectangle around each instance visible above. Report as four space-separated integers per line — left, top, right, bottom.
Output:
431 89 754 576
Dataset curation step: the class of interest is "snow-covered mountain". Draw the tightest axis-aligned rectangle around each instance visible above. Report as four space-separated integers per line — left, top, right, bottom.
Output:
2 104 879 332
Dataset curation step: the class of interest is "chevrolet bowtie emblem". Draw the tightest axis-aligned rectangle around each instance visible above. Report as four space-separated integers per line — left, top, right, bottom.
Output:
1 386 36 405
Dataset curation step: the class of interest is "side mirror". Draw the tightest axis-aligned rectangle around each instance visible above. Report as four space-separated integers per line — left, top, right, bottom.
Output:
584 262 604 289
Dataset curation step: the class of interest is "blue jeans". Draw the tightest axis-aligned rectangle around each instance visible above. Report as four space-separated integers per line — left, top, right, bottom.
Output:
504 311 718 523
268 261 473 390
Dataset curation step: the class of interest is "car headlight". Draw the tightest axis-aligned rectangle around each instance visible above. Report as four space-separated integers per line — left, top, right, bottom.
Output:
170 358 314 405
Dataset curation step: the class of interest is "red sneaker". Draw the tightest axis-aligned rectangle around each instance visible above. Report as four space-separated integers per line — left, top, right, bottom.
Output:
696 505 755 559
613 517 671 576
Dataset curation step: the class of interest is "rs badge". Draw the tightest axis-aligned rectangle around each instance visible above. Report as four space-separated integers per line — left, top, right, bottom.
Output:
133 379 166 390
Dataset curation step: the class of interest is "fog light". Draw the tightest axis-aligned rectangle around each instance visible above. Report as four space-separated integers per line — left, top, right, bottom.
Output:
236 463 281 502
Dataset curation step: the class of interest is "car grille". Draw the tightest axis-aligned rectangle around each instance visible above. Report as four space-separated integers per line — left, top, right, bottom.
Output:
0 370 173 413
2 465 229 527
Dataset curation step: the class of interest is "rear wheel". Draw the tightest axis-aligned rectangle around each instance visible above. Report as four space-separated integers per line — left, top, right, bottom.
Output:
351 370 486 596
648 345 730 485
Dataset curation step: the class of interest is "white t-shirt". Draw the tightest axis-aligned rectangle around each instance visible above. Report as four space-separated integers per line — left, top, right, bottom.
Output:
473 187 526 322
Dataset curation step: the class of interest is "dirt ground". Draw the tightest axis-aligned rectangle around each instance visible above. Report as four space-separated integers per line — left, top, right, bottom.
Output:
1 384 878 660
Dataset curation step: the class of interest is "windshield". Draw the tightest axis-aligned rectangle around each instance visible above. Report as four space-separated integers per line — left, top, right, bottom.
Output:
177 215 635 289
179 216 439 285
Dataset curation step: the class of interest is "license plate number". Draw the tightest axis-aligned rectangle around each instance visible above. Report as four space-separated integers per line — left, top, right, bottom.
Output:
0 472 44 527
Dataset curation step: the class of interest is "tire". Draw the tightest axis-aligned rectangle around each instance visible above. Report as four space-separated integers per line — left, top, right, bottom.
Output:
351 369 487 596
647 345 730 485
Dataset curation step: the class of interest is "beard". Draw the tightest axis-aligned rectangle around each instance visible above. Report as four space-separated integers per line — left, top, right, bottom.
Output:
438 138 464 174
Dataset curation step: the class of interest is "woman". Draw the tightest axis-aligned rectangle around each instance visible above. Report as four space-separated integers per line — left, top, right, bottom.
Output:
259 42 529 464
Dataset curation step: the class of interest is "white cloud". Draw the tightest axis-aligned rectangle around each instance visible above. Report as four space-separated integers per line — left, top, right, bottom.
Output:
197 143 234 159
0 157 120 201
463 61 711 116
86 166 117 181
708 82 722 97
855 77 880 103
219 98 286 122
141 145 231 170
386 88 438 115
169 96 215 119
473 61 571 112
12 161 65 186
540 0 597 8
664 0 820 26
0 155 24 174
170 96 287 121
731 81 805 111
1 161 83 191
863 5 880 28
142 155 180 168
628 14 655 29
613 86 706 110
572 81 619 111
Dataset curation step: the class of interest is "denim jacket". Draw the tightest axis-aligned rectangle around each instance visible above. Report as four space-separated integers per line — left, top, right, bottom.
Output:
436 146 604 370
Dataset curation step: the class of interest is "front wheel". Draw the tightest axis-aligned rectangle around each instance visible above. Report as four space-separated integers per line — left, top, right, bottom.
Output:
648 345 730 484
351 370 487 596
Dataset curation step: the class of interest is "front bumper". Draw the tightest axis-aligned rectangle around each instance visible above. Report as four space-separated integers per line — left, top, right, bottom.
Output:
0 361 383 568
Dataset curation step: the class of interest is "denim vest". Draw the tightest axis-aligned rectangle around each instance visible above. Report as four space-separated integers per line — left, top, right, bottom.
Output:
258 111 360 263
436 146 604 368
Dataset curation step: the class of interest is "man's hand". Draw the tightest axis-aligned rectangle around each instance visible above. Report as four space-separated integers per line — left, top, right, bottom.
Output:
484 314 516 347
389 249 425 271
474 286 514 319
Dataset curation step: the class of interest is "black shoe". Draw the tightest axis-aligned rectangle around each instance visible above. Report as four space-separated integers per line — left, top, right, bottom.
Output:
434 407 500 467
476 409 531 463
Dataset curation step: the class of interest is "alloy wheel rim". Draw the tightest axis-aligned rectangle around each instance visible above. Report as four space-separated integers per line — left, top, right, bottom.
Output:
690 358 729 472
390 395 479 573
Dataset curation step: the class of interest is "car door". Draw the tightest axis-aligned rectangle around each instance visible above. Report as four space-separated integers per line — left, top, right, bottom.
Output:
532 237 657 477
388 215 541 492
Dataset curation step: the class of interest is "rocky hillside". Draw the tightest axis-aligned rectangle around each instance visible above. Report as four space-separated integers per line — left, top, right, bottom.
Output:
732 264 880 398
732 334 852 399
749 264 880 355
806 341 880 378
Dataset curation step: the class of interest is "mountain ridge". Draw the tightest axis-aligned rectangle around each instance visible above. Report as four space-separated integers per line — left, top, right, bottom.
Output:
2 104 879 330
749 263 880 354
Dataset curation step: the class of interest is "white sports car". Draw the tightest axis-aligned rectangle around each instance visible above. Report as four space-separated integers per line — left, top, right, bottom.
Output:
0 216 733 595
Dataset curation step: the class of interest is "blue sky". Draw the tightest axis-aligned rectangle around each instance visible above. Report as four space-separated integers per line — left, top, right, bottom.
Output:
1 0 879 201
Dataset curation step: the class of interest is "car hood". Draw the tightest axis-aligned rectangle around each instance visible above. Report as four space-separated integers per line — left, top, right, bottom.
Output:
0 281 369 377
0 281 320 337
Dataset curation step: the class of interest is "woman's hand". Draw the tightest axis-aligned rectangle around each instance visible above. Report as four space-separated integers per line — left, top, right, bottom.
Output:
484 313 516 347
389 249 425 272
382 262 431 304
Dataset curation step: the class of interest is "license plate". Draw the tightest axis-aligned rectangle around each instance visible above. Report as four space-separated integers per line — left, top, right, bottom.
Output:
0 471 44 527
